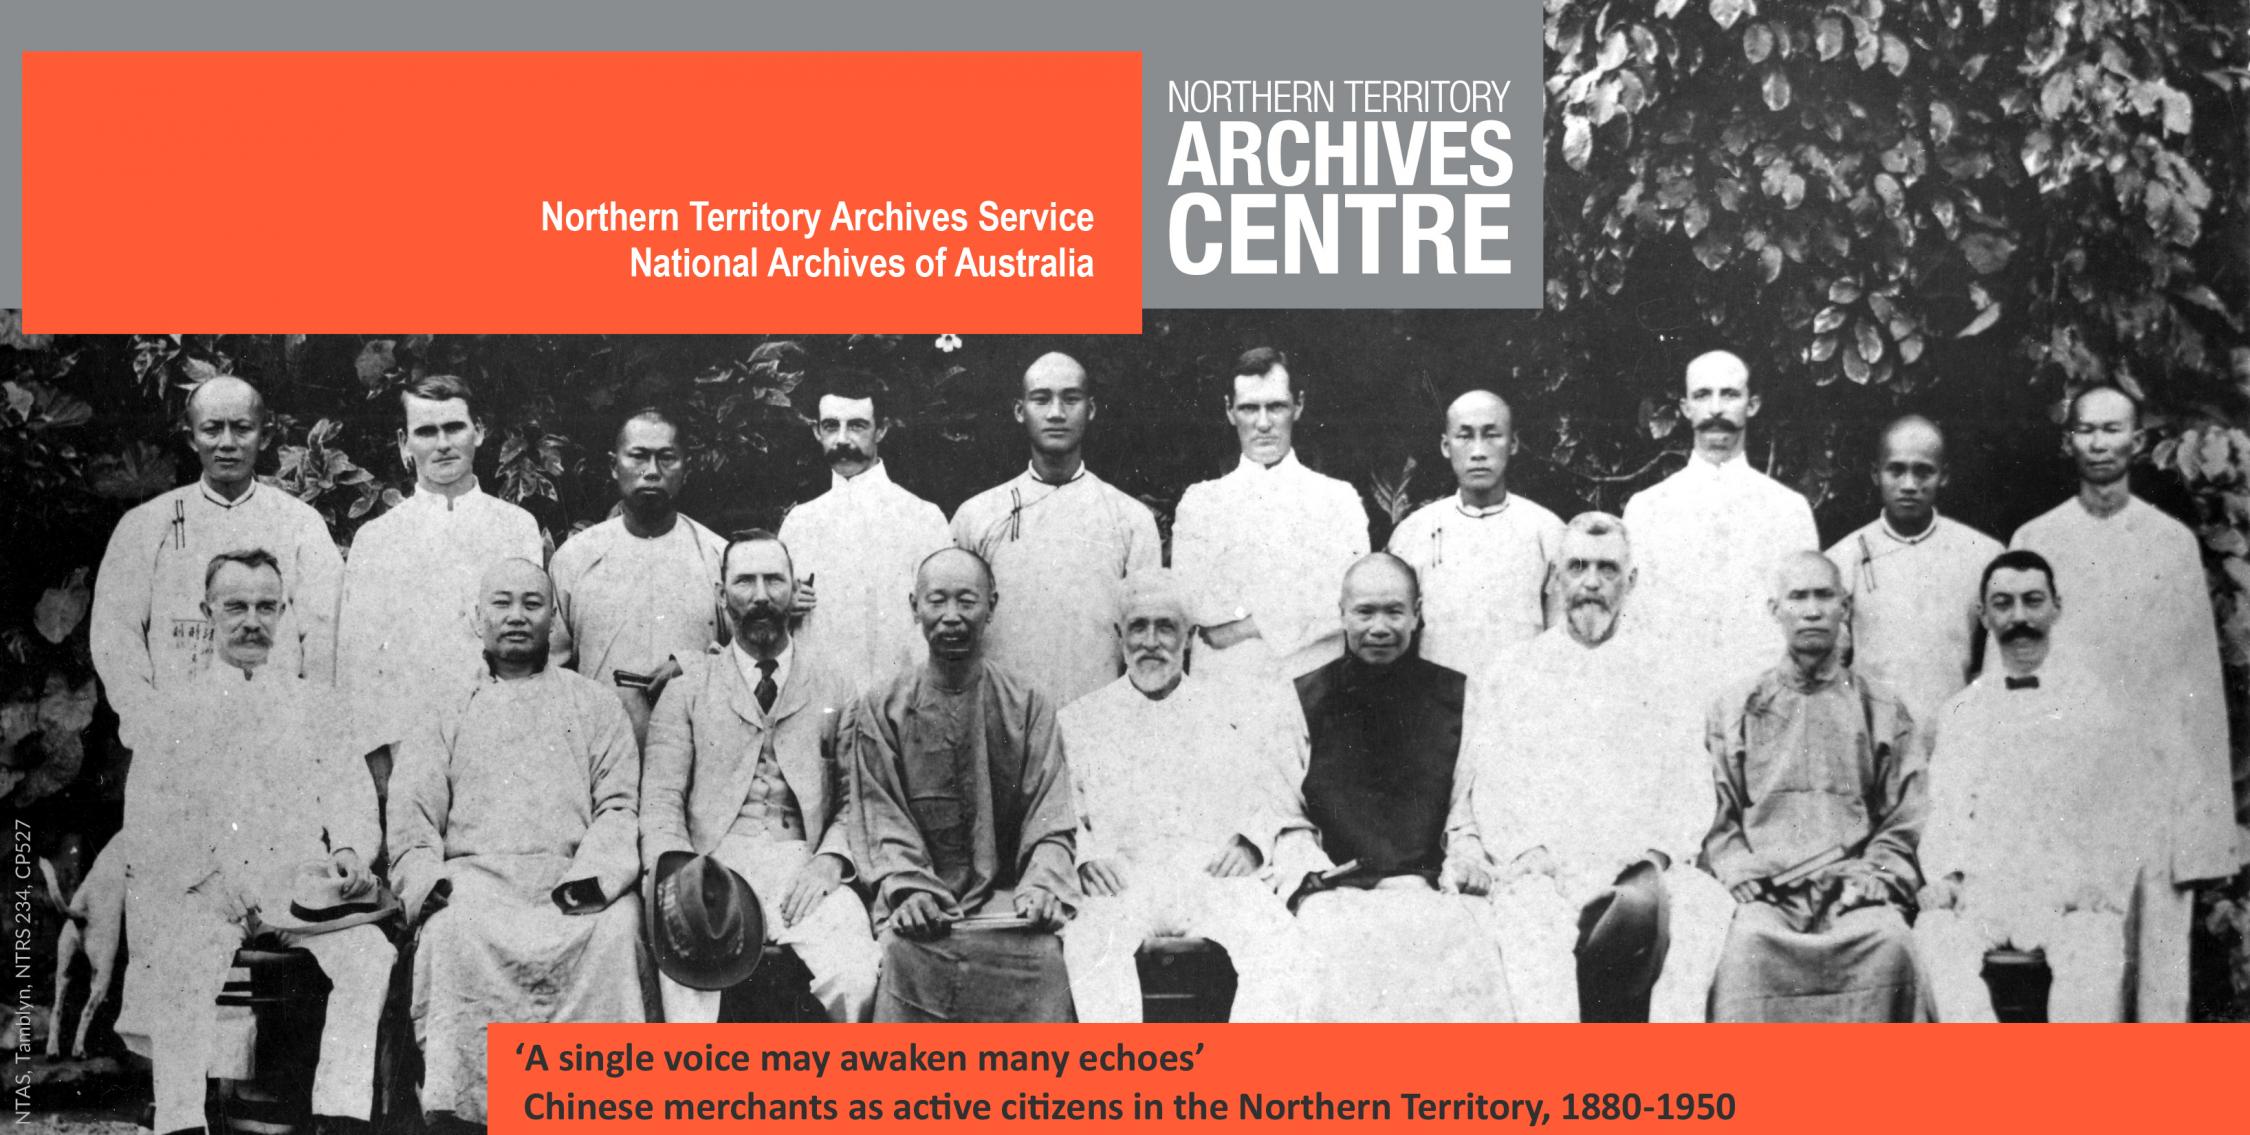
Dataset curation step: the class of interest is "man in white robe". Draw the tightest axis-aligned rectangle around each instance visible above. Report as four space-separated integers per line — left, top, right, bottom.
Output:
93 375 342 756
117 550 391 1135
1622 351 1819 697
1471 513 1733 1022
1173 347 1370 687
777 368 951 690
1058 570 1304 1022
337 375 543 757
1825 416 2003 721
951 352 1160 706
1388 390 1564 675
2009 385 2243 1021
550 410 727 744
1917 550 2207 1021
390 559 645 1125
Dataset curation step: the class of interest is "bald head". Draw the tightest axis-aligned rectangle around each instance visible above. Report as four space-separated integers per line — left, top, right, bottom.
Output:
184 376 267 492
914 547 996 663
1340 553 1421 666
1019 350 1094 461
916 546 994 598
1770 550 1841 598
1119 568 1193 630
1681 350 1757 463
1442 389 1516 501
1875 415 1948 532
476 557 556 672
185 375 265 423
1024 351 1087 394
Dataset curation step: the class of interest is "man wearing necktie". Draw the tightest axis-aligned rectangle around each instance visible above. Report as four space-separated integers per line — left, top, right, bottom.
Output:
640 530 879 1023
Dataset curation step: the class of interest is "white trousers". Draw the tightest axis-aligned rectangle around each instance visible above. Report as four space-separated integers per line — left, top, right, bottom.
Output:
1061 863 1302 1022
1916 905 2129 1022
1294 879 1515 1021
655 836 879 1024
1488 866 1734 1023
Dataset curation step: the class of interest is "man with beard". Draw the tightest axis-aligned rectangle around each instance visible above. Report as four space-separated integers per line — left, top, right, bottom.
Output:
951 352 1161 706
1057 569 1305 1022
2009 386 2240 1020
94 375 344 758
338 374 543 759
1824 416 2003 722
1275 554 1511 1021
846 547 1080 1021
777 368 951 690
117 550 391 1135
549 410 728 744
1469 513 1733 1022
1386 390 1565 676
1172 347 1370 685
1916 551 2207 1021
1704 551 1927 1021
1622 351 1819 698
641 531 879 1022
390 558 646 1126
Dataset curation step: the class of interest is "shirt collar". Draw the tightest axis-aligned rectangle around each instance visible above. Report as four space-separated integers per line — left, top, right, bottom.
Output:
1775 650 1847 693
410 478 486 512
830 460 894 493
1685 450 1751 483
733 640 794 702
1452 490 1512 520
1233 449 1305 478
198 477 260 509
1877 512 1941 546
1026 461 1088 487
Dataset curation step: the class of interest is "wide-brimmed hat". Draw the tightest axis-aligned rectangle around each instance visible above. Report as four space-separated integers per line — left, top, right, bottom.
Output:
259 862 400 934
649 851 765 991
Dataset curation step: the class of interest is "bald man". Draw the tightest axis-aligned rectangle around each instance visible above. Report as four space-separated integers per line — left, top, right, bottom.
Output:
1059 569 1306 1021
1824 416 2003 721
389 558 647 1125
1274 555 1512 1020
1622 351 1819 698
951 352 1160 706
846 548 1081 1021
1387 390 1566 676
1703 551 1927 1021
94 375 344 756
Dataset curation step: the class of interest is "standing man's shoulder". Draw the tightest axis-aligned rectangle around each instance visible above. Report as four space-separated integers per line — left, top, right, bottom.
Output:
549 516 621 577
1824 517 1880 563
1385 497 1446 555
2008 497 2077 548
102 483 193 553
1936 515 2005 558
1513 492 1565 531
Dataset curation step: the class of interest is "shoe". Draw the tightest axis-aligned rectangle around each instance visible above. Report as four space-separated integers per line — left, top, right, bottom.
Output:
315 1117 372 1135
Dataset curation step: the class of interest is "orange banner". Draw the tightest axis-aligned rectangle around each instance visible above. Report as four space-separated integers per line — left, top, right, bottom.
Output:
486 1022 2246 1133
22 52 1141 333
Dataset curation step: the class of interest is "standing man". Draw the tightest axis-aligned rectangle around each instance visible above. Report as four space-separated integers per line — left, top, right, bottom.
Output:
1917 551 2208 1021
640 531 880 1023
93 375 343 756
1825 416 2003 721
951 352 1161 707
1623 350 1820 694
1059 569 1304 1022
777 368 952 691
1172 347 1371 684
337 374 543 759
549 410 727 744
2009 385 2241 1021
118 550 391 1135
1387 390 1565 676
1470 514 1733 1022
1275 554 1511 1021
846 548 1080 1022
1704 551 1927 1021
389 558 646 1127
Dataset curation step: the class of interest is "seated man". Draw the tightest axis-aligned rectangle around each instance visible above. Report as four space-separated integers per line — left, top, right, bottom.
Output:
1059 569 1303 1022
118 549 393 1135
1274 554 1510 1021
641 530 879 1022
1704 552 1927 1021
847 548 1079 1022
1471 513 1733 1022
389 558 647 1125
1916 551 2203 1021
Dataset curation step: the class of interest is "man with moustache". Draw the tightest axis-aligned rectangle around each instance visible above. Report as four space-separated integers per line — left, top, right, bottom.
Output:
1058 569 1305 1022
1704 551 1927 1021
1275 554 1511 1021
846 547 1080 1022
1916 551 2211 1021
118 550 392 1135
951 352 1161 706
641 531 879 1023
549 410 728 744
1470 514 1733 1022
94 375 344 758
1825 416 2003 722
778 368 952 688
389 558 646 1126
338 374 543 760
1623 351 1819 695
1387 390 1565 676
1172 347 1371 684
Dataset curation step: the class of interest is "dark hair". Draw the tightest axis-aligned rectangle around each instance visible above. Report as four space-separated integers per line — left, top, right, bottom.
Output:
802 367 891 423
721 528 793 580
614 408 684 452
1227 346 1294 401
2065 384 2141 431
1979 549 2059 602
399 374 477 421
203 547 283 596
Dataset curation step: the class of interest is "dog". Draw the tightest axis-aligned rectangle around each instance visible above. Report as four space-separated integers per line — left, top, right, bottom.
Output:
47 838 126 1060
